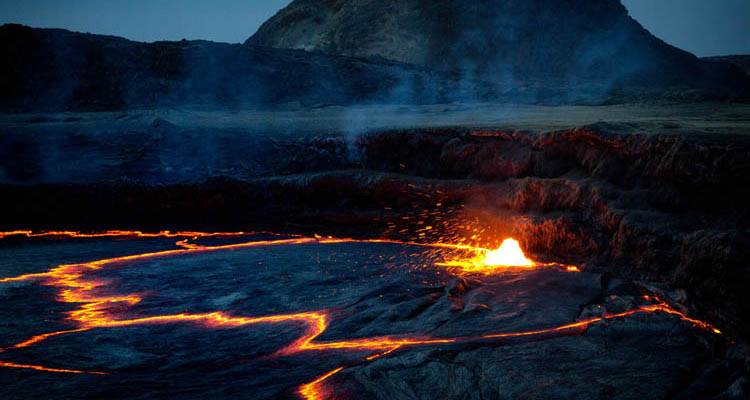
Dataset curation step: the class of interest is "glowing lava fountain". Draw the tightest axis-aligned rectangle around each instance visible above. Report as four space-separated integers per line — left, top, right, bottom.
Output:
437 238 545 274
483 238 534 267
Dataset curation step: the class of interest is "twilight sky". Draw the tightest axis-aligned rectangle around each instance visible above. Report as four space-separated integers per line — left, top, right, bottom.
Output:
0 0 748 57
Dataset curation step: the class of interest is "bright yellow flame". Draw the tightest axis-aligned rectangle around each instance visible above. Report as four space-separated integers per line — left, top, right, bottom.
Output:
436 238 537 274
482 239 534 267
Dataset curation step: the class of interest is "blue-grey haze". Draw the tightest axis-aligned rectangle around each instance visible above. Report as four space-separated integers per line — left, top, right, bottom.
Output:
0 0 747 57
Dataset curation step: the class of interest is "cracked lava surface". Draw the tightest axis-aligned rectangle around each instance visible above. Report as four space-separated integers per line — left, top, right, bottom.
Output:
0 231 723 400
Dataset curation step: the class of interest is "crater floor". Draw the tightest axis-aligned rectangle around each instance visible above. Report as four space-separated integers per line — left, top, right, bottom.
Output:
0 232 729 399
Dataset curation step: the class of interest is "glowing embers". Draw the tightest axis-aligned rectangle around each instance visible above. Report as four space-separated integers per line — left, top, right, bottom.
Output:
438 238 538 274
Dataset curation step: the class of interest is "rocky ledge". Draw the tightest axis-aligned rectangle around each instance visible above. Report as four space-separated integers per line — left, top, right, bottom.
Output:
1 120 748 344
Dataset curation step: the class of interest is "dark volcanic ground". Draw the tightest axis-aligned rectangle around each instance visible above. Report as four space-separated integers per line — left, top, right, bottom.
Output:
0 103 749 398
0 234 738 400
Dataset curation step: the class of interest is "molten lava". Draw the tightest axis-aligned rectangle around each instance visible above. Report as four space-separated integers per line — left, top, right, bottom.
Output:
483 238 534 267
437 238 538 274
436 237 584 275
0 230 723 400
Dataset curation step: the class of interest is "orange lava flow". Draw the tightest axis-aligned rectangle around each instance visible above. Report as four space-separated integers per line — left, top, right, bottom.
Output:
0 230 284 240
0 361 106 375
299 367 344 400
3 328 92 351
283 303 722 354
0 231 723 400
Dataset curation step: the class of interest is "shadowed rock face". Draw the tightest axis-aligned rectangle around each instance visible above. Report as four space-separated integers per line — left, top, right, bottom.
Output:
248 0 748 96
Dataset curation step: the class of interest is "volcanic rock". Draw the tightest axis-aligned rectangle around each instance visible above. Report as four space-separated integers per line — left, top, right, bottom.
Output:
248 0 749 98
1 16 748 113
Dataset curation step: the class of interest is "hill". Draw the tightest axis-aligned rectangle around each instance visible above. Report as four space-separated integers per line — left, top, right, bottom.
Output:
248 0 748 99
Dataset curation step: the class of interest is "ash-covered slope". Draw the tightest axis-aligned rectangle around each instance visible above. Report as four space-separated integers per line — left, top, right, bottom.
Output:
248 0 748 98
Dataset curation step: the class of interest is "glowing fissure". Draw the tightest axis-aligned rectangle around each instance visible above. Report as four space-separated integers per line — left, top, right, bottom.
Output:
0 360 107 375
299 367 345 400
0 231 722 400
